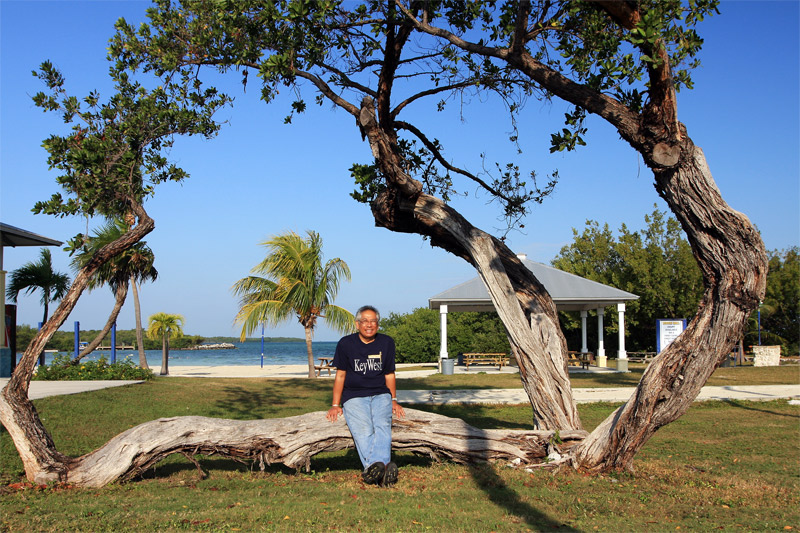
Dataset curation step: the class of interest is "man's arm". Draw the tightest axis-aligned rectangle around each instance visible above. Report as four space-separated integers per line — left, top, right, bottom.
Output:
385 372 405 419
326 369 346 422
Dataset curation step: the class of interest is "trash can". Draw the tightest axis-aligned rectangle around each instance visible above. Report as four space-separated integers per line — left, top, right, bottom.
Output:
441 358 455 375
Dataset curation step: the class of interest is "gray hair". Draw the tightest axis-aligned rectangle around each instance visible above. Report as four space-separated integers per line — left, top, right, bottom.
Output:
355 305 380 322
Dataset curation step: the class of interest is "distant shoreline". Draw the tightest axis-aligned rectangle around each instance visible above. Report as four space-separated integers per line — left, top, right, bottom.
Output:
205 337 306 343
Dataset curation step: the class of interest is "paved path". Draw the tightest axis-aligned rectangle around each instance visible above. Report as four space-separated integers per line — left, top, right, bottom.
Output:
398 384 800 404
0 379 144 400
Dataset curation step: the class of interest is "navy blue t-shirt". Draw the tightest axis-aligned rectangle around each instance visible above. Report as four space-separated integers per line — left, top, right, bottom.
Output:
332 332 396 405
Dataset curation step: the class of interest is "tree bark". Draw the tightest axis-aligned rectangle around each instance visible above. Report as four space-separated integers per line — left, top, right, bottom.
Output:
160 336 169 376
73 283 129 362
7 407 587 487
574 142 767 471
131 276 149 369
304 325 316 379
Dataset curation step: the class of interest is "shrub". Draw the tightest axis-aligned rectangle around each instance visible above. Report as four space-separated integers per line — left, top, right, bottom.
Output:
32 354 155 381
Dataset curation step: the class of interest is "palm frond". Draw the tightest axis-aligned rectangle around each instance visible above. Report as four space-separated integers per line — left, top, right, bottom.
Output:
231 230 352 342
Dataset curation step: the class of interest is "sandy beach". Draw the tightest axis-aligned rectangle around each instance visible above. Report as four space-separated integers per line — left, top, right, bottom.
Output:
150 364 336 378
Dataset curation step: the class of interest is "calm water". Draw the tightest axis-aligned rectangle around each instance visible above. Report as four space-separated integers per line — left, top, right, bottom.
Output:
22 341 338 367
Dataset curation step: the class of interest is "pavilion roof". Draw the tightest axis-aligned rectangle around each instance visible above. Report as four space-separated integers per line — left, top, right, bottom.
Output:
429 258 638 312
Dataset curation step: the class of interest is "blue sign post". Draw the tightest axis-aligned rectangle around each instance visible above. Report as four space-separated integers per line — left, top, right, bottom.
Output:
260 323 265 368
111 322 117 364
74 321 80 362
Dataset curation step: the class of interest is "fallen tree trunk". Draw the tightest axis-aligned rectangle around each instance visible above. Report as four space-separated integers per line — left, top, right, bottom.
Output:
19 408 587 488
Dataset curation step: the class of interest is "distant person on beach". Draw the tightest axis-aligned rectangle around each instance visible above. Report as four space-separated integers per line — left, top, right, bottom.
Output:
326 305 405 487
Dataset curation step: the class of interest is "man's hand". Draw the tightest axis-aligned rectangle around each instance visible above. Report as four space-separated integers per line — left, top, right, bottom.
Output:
392 401 405 419
326 406 343 422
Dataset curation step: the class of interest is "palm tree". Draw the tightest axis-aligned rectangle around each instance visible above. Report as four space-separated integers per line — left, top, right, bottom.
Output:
146 312 184 376
233 230 354 378
6 248 70 325
69 219 158 365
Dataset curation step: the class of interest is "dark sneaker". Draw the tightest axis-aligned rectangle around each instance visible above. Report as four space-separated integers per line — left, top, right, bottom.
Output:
362 462 385 485
381 461 398 487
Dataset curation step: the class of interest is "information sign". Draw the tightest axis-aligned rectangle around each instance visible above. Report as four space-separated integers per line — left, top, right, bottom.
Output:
657 319 687 353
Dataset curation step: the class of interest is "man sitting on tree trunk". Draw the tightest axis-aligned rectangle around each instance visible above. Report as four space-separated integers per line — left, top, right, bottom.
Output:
326 305 405 487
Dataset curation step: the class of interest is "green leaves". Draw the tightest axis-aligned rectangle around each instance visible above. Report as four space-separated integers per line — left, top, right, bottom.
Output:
30 56 230 220
350 162 382 204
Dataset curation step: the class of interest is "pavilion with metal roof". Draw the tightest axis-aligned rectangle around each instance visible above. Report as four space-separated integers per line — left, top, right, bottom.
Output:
1 223 64 377
428 254 639 368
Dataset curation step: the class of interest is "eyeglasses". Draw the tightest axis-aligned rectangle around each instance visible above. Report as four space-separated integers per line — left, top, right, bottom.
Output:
358 319 378 325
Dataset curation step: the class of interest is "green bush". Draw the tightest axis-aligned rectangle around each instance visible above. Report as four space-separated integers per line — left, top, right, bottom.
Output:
32 354 155 381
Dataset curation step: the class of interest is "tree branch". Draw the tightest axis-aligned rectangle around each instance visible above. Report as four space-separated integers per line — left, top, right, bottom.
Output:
390 80 478 119
292 70 359 117
589 1 680 141
395 1 644 146
395 119 523 206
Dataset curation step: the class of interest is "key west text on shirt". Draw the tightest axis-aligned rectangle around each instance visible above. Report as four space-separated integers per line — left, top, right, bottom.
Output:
354 352 382 373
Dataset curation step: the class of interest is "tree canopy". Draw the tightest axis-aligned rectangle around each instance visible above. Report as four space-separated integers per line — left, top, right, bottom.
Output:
1 0 771 485
110 0 768 468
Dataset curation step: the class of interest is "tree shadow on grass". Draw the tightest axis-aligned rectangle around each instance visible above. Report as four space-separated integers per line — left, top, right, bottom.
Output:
721 399 800 419
413 404 533 430
467 462 580 532
137 449 366 482
415 404 578 531
210 379 329 420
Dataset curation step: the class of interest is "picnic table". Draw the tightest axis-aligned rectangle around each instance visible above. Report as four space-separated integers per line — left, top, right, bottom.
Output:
626 352 657 363
461 353 510 370
315 357 334 377
567 351 594 369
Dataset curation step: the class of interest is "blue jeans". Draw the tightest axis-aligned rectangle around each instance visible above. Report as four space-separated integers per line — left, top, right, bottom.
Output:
342 393 393 469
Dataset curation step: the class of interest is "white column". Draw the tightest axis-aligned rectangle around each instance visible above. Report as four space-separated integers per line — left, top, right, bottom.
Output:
439 305 448 359
580 310 588 353
596 308 606 358
617 303 627 359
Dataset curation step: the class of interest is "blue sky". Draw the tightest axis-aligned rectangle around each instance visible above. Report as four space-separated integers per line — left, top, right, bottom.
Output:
2 1 798 341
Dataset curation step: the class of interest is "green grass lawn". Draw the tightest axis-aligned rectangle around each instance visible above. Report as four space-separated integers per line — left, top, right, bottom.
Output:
1 370 798 531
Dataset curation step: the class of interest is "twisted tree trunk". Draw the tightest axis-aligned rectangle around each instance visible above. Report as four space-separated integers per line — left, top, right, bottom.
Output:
359 95 580 432
575 142 767 471
399 3 768 472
